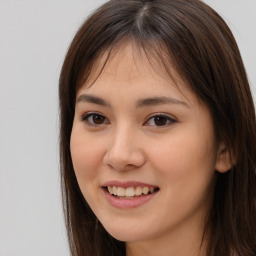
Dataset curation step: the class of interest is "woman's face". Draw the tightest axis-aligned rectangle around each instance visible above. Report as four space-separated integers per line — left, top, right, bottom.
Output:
70 43 223 244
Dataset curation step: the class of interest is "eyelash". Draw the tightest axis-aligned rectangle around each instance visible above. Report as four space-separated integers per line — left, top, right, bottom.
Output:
81 112 109 127
144 113 176 127
81 112 177 127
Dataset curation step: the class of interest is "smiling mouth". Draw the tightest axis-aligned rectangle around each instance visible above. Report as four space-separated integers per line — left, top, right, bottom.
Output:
103 186 160 199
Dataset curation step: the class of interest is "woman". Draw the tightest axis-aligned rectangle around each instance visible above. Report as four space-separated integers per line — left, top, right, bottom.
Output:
59 0 256 255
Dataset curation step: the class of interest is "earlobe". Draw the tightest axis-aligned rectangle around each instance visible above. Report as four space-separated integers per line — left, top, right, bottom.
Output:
215 143 234 173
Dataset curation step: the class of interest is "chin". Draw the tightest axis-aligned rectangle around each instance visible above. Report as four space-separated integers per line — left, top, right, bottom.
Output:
102 223 148 242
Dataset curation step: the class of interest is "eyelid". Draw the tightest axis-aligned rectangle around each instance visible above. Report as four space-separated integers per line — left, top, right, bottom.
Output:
80 111 177 127
143 113 177 126
81 111 109 126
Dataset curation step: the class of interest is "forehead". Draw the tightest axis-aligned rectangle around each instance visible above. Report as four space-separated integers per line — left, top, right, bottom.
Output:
77 41 201 110
80 41 188 92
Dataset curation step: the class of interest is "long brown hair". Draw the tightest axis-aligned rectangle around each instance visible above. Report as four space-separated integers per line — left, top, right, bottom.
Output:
59 0 256 255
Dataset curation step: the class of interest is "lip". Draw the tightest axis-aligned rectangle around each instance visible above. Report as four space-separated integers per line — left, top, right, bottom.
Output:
102 180 158 189
101 180 159 209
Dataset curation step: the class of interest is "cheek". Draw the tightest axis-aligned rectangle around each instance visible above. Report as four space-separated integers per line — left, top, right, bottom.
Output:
70 127 105 182
147 130 217 225
70 128 107 210
150 127 217 187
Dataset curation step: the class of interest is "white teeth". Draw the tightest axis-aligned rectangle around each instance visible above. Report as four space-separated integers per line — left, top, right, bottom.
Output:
126 187 135 197
113 186 117 196
108 186 113 194
142 187 149 194
149 187 154 193
107 186 157 197
117 187 126 196
135 186 143 196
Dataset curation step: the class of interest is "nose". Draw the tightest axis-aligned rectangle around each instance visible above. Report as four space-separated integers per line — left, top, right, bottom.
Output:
103 126 146 171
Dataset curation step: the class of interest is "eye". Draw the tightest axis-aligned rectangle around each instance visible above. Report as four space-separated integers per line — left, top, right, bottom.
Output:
144 114 176 127
81 112 109 126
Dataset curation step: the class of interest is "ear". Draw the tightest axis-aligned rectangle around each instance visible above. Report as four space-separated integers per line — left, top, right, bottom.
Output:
215 142 234 173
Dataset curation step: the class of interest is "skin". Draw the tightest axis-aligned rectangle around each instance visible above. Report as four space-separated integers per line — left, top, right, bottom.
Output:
70 42 231 256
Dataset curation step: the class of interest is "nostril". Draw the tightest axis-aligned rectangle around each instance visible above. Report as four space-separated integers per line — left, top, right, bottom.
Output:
103 144 146 171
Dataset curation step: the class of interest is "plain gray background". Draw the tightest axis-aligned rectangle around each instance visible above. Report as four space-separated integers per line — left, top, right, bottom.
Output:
0 1 255 255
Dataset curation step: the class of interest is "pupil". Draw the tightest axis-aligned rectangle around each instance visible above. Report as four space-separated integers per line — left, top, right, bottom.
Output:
154 116 167 126
93 115 105 124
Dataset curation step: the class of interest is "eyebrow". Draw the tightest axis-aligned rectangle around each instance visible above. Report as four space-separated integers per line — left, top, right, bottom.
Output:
77 94 111 107
136 96 189 108
76 94 189 108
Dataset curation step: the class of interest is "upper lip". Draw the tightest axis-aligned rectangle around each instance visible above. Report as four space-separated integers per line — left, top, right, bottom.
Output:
102 180 159 188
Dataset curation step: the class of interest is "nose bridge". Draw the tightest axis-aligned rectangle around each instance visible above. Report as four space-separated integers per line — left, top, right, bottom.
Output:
104 122 145 170
112 122 131 149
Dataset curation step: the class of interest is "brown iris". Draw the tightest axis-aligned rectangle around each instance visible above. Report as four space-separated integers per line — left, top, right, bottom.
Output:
154 116 167 126
92 114 106 124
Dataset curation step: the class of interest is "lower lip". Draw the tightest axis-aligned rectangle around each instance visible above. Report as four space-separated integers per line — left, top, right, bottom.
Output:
102 188 159 209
